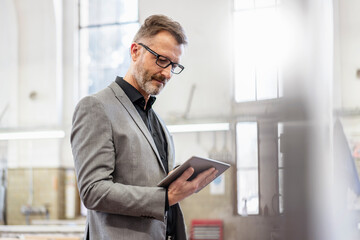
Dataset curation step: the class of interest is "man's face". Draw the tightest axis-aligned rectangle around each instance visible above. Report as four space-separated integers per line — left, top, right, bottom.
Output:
133 31 183 97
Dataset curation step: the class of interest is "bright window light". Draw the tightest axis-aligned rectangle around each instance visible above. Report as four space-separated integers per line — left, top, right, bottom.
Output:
234 0 282 102
236 122 259 215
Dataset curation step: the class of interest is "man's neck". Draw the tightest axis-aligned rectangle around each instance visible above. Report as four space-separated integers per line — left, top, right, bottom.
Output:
123 73 150 109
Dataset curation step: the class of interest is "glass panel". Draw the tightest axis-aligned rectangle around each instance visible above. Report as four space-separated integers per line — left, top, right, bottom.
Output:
234 0 254 10
237 169 259 215
236 122 258 168
118 0 138 23
254 7 280 100
256 66 278 100
234 11 256 102
236 122 259 215
80 23 139 94
80 0 138 27
234 3 282 102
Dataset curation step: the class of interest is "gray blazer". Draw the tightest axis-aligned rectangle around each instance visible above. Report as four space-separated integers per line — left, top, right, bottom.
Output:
71 82 187 240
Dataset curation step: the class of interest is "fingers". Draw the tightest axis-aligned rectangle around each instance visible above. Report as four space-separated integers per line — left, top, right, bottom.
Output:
198 169 219 189
176 167 218 187
194 167 217 183
175 167 195 182
168 167 196 206
167 167 219 206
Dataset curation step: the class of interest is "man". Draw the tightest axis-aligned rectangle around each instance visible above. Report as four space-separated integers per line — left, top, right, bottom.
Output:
71 15 218 240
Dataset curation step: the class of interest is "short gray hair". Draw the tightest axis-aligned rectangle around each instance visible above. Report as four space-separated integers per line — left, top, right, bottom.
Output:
133 15 187 45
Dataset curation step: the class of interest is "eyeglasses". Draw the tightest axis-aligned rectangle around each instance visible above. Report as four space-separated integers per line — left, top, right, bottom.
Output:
137 43 184 74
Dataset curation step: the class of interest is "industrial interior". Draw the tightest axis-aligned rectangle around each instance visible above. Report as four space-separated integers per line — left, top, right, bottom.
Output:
0 0 360 239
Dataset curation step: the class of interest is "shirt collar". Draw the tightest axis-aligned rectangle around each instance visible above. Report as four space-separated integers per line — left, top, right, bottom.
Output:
115 76 156 110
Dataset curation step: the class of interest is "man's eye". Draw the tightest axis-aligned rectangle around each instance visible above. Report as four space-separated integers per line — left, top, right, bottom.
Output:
158 57 170 64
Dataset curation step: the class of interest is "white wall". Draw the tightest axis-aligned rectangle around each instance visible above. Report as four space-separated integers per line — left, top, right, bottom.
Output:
339 0 360 109
1 0 64 168
0 0 18 128
15 0 60 127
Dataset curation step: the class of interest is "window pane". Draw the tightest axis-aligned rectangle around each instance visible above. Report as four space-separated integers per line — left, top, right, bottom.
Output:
254 7 280 100
117 0 138 23
236 122 259 215
256 65 278 100
237 170 259 215
80 0 138 27
236 122 258 168
80 23 139 94
234 11 256 102
234 4 282 102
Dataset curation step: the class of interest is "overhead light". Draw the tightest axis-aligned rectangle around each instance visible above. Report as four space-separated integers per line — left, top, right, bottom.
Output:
0 130 65 140
167 123 230 133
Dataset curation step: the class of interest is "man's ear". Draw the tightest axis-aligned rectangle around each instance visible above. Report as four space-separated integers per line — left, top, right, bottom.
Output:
130 43 141 61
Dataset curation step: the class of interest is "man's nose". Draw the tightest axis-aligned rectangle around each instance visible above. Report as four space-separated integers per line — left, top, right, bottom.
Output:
161 65 172 79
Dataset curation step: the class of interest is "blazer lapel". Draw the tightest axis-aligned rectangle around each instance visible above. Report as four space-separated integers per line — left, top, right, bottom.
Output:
108 82 167 174
155 112 175 171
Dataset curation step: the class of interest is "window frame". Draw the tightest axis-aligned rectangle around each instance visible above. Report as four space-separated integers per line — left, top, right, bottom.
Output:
78 0 139 97
235 121 260 216
232 0 284 217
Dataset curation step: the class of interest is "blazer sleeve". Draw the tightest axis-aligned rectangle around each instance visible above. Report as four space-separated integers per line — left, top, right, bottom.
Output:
71 96 166 221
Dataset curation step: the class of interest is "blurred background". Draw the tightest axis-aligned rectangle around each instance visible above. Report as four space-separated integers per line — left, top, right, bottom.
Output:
0 0 360 239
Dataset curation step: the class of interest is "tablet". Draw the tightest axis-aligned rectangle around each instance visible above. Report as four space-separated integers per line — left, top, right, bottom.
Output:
157 156 231 192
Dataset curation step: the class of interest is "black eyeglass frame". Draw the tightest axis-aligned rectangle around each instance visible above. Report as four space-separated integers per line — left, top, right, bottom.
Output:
137 43 184 74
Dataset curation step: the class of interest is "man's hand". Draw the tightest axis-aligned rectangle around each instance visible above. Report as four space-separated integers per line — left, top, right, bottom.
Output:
167 167 218 206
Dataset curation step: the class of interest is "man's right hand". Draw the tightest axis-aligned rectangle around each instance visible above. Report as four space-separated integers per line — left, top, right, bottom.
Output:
167 167 218 206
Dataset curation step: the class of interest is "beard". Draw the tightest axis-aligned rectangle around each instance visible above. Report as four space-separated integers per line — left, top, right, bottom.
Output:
133 63 167 96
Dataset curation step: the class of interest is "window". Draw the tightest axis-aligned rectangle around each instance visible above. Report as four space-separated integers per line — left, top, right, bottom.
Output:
236 122 259 215
233 0 284 217
233 0 282 102
79 0 139 95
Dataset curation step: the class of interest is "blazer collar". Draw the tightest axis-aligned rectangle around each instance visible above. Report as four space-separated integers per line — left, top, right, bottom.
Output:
108 81 167 174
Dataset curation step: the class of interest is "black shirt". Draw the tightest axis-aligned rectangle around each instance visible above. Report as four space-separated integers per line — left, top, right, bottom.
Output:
115 77 176 237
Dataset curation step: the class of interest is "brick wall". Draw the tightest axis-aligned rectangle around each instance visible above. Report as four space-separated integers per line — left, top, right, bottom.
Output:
6 168 66 225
